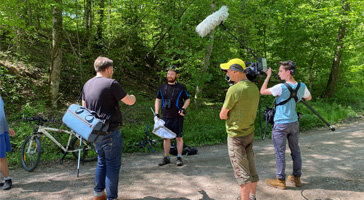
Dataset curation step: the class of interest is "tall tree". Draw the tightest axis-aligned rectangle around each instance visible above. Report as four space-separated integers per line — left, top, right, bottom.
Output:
84 0 92 47
97 0 105 42
322 0 350 97
49 0 63 107
194 0 215 104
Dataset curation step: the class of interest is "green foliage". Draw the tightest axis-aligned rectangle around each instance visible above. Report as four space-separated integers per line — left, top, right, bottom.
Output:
0 0 363 166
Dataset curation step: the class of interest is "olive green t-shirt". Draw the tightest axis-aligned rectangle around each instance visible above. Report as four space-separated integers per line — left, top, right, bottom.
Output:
223 80 259 137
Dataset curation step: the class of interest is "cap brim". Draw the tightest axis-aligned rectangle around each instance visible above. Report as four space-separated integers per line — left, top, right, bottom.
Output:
220 63 230 70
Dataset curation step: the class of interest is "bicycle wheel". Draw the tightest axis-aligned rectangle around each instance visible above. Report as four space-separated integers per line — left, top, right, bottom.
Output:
70 137 97 162
21 135 41 172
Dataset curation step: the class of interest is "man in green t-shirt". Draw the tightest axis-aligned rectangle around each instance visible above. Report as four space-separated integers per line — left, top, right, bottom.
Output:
219 58 260 200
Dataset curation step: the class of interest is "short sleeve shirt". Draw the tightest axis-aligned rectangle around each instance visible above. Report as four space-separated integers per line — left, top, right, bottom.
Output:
223 80 259 137
270 82 311 124
82 76 127 130
156 82 189 118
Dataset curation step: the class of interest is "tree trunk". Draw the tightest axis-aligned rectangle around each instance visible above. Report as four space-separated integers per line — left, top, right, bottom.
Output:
322 0 350 98
49 0 63 107
97 0 105 42
194 0 215 105
84 0 92 47
308 50 316 91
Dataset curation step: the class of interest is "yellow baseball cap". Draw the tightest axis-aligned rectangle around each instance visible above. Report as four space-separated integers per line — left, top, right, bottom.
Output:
220 58 246 72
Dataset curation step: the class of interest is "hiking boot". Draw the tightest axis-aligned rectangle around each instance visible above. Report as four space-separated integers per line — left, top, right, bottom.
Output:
176 157 183 166
265 177 286 190
287 175 302 187
93 193 106 200
158 157 170 166
2 179 12 190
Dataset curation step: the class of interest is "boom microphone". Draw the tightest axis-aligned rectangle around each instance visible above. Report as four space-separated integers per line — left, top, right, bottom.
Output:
196 5 229 38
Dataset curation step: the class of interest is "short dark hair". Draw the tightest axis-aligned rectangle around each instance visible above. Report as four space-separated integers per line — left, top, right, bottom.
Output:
94 56 113 72
279 60 296 74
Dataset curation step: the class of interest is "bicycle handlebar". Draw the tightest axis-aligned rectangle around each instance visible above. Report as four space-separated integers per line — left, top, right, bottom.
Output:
22 114 52 123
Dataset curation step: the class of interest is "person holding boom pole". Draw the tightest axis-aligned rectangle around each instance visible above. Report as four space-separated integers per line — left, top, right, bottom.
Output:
260 61 311 190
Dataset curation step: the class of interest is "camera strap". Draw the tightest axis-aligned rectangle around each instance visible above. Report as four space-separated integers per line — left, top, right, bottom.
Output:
275 82 301 107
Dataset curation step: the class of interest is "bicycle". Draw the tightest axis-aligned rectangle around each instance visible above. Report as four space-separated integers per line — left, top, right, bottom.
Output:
127 125 162 153
21 115 97 174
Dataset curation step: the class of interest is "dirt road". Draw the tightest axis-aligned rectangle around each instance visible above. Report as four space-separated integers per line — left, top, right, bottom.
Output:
1 120 363 200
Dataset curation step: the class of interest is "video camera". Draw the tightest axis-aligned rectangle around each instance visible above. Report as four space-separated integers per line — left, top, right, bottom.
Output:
245 58 267 82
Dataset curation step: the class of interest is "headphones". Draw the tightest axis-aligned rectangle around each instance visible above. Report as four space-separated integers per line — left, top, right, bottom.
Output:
288 61 296 75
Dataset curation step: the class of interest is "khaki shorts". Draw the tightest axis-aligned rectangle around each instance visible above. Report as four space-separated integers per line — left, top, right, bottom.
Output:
228 133 259 185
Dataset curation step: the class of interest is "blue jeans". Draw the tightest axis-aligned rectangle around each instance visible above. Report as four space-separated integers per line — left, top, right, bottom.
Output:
94 129 123 200
272 122 302 180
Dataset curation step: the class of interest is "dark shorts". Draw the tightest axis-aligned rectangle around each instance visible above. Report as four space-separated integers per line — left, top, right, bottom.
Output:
162 116 184 138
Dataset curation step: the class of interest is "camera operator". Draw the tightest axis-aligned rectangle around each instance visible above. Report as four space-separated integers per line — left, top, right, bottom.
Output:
155 66 190 167
219 58 259 200
260 61 311 190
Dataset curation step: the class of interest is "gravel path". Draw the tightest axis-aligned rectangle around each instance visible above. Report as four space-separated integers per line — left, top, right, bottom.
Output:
1 119 363 200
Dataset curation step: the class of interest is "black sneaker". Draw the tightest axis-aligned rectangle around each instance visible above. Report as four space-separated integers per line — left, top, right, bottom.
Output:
158 157 170 166
176 157 183 166
2 179 12 190
0 182 3 186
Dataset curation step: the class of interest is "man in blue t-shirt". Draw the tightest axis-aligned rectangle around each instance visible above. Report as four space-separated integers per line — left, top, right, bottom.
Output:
260 61 312 190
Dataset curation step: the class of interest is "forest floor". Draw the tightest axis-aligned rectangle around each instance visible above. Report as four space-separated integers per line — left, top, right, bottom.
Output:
1 119 363 200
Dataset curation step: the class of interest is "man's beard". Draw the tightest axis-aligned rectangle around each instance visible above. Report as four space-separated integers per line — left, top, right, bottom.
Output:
167 77 176 83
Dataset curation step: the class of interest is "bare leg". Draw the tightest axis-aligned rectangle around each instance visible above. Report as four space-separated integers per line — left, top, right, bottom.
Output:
240 182 252 200
176 137 183 155
163 139 171 156
0 157 9 178
250 182 257 198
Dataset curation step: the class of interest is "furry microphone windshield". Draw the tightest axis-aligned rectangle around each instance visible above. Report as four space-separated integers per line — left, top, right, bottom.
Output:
196 5 229 38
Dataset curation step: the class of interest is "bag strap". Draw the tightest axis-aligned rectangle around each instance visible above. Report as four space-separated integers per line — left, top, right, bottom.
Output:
275 82 301 107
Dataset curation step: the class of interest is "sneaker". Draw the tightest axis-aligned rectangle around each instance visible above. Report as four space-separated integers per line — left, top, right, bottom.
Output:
236 194 256 200
176 157 183 166
287 175 302 187
158 157 170 166
2 179 12 190
0 182 3 186
265 177 286 190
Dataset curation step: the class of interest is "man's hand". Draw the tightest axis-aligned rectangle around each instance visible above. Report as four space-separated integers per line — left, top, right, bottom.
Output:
265 68 272 79
9 128 15 137
178 108 186 116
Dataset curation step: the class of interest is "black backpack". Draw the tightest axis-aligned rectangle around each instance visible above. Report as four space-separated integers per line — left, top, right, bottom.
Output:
169 142 198 156
263 82 301 125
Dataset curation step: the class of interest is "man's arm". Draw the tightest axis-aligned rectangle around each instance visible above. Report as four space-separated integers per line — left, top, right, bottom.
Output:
155 98 161 116
260 68 273 95
304 95 312 101
121 94 136 105
303 87 312 101
219 106 229 120
178 98 190 116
